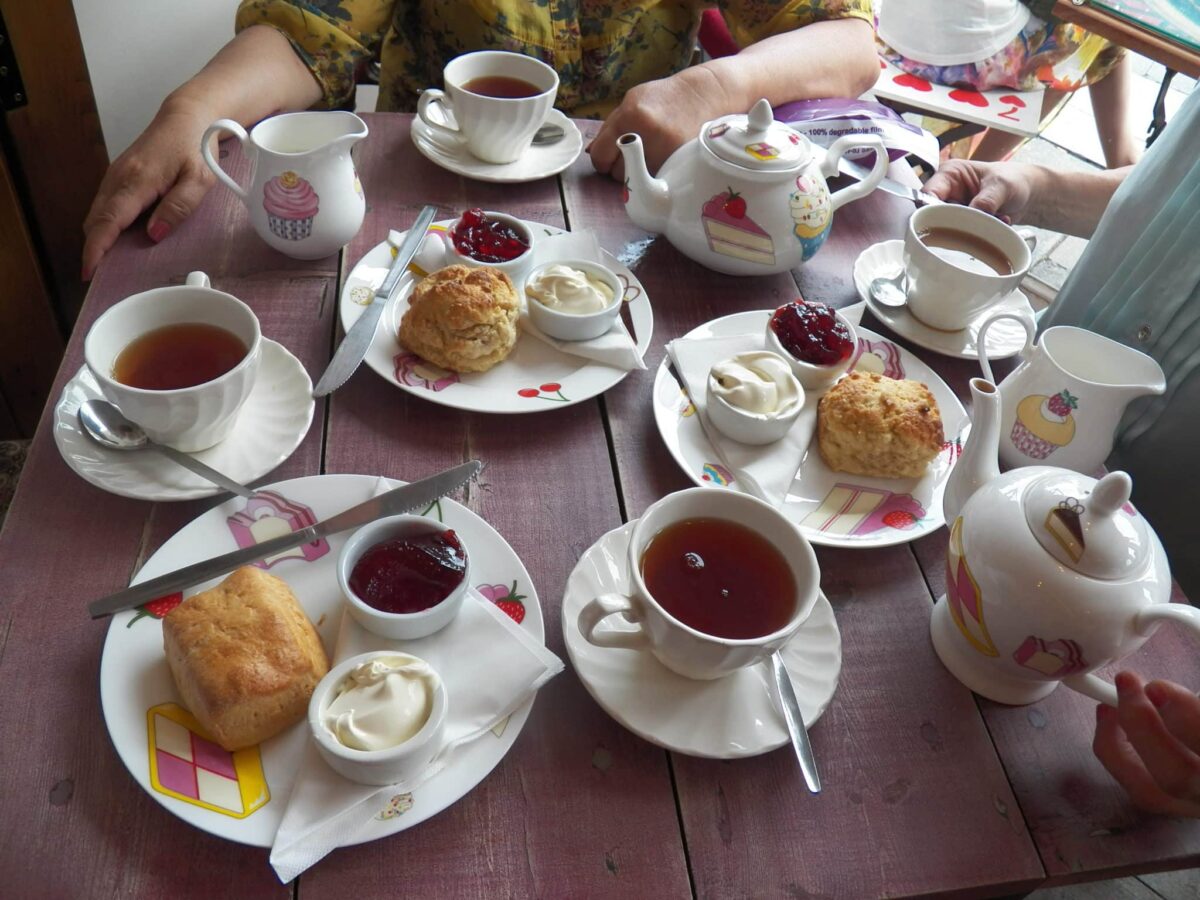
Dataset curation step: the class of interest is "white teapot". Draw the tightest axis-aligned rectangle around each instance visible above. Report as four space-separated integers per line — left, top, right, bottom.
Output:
933 377 1197 707
618 99 887 275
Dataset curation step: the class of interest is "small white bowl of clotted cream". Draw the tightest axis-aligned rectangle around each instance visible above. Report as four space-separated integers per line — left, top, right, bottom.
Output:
308 650 448 786
705 351 805 445
525 259 623 341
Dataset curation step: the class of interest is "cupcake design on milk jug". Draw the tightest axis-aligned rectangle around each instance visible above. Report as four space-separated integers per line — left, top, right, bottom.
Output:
789 174 832 261
263 171 319 241
701 188 776 267
1010 389 1077 459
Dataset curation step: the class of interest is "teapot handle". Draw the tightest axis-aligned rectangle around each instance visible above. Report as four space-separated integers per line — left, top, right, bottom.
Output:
820 136 888 213
1061 604 1200 707
977 313 1036 384
200 119 251 200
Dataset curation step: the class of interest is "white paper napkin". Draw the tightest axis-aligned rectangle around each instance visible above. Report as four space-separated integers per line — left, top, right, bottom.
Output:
519 231 645 371
269 497 563 881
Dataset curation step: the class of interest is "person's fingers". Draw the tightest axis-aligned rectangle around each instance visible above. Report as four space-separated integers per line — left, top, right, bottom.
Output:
1115 672 1200 805
1093 704 1200 816
967 176 1013 216
82 177 160 280
1147 680 1200 751
588 119 621 175
146 163 214 243
923 160 977 203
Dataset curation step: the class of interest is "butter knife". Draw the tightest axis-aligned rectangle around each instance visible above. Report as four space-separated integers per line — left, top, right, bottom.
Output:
88 459 481 619
836 157 941 208
772 651 822 793
312 204 438 397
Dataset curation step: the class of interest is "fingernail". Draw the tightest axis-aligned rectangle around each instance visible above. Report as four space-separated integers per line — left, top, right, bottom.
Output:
1145 682 1169 708
148 220 170 243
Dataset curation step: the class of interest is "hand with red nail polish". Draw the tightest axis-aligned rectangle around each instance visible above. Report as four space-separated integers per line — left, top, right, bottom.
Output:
1093 671 1200 817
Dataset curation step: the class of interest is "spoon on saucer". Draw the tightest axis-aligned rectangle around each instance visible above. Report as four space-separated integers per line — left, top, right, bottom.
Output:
532 123 565 145
771 651 821 793
78 399 256 499
869 269 908 310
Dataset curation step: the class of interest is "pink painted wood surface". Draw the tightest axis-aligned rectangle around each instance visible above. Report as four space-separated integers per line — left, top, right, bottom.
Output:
0 142 322 897
561 121 1044 897
302 114 690 898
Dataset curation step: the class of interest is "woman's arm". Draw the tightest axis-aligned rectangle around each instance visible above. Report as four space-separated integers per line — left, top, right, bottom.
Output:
589 17 878 179
82 25 322 279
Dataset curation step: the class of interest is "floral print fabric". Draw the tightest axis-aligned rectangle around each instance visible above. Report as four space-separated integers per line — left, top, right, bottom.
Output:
236 0 872 118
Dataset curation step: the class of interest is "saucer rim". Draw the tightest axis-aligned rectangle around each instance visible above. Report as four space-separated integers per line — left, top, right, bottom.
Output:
563 520 842 759
411 109 583 184
855 239 1034 361
52 339 314 501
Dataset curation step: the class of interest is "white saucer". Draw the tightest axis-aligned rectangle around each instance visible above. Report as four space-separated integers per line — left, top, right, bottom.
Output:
411 109 583 184
854 240 1034 361
562 522 842 759
53 339 314 501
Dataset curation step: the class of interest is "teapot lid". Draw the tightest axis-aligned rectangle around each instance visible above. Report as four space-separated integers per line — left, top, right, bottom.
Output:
1023 471 1151 580
701 99 809 172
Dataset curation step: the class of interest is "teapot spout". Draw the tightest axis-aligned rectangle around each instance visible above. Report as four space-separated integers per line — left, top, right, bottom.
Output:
617 133 671 233
943 377 1002 523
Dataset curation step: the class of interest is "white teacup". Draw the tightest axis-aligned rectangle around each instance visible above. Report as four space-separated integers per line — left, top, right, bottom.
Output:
417 50 558 165
903 204 1034 331
83 272 261 452
577 488 820 680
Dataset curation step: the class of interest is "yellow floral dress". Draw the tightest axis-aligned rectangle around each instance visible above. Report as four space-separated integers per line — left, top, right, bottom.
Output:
236 0 872 118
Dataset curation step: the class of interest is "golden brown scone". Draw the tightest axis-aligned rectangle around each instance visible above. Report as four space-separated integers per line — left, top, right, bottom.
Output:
398 264 519 373
818 371 944 479
163 566 329 751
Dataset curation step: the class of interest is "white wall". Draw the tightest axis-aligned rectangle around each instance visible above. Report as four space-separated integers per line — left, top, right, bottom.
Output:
75 0 241 160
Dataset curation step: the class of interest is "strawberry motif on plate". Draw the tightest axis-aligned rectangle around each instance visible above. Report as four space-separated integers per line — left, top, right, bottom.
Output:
478 581 527 625
128 592 183 628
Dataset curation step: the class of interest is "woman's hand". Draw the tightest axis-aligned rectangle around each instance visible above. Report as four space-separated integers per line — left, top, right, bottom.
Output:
923 159 1041 224
82 98 217 280
1093 671 1200 817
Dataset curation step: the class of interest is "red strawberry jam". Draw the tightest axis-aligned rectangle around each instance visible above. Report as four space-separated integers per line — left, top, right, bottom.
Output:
350 530 467 615
770 301 854 366
451 209 530 263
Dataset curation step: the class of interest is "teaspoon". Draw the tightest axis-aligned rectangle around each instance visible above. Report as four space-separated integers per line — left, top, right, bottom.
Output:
532 123 565 145
78 399 256 499
869 269 909 310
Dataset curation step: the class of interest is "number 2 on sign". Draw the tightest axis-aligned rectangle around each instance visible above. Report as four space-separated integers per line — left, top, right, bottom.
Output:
998 105 1021 121
998 94 1026 122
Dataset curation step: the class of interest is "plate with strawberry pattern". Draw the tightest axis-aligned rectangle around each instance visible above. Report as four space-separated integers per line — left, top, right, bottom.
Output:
339 219 653 413
99 473 543 847
652 311 969 549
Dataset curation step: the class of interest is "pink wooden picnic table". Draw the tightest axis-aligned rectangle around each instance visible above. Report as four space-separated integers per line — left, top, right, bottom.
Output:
2 114 1198 898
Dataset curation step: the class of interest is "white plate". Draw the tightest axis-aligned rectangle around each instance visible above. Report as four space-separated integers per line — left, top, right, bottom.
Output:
563 521 841 759
855 240 1034 361
54 340 314 501
99 473 543 847
411 108 583 184
340 220 653 413
653 312 969 549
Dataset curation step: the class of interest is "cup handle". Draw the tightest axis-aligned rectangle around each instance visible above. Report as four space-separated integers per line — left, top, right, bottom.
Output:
821 136 888 213
977 312 1036 384
416 90 463 142
200 119 250 200
185 272 210 289
1016 228 1038 258
1062 604 1200 707
577 592 650 651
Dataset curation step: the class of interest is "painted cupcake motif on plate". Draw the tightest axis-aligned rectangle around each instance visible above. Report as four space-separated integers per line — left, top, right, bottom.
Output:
263 171 319 241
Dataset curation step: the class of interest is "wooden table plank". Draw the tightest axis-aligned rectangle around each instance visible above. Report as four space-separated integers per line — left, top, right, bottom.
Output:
561 122 1045 898
0 143 329 898
299 114 691 898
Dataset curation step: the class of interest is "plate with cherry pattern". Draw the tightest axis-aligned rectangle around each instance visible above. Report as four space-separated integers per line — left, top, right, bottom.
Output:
652 311 969 549
340 219 653 413
99 473 542 847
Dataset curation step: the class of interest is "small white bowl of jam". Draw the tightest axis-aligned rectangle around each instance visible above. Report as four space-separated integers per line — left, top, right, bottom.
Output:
308 650 448 786
337 515 470 640
446 208 535 282
525 259 623 341
764 300 858 391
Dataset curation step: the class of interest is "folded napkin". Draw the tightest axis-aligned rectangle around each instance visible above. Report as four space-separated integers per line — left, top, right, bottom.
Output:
270 519 563 881
519 231 645 371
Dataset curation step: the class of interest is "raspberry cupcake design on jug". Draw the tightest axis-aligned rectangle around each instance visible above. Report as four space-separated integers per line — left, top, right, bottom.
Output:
262 170 319 241
1011 389 1078 459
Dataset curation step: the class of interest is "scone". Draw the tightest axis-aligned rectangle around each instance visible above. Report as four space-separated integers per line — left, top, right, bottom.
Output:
398 264 519 373
818 371 943 478
163 566 329 751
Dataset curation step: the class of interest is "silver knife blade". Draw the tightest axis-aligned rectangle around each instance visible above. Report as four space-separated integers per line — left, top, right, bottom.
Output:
837 157 941 208
312 204 438 397
772 651 822 794
88 459 482 619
